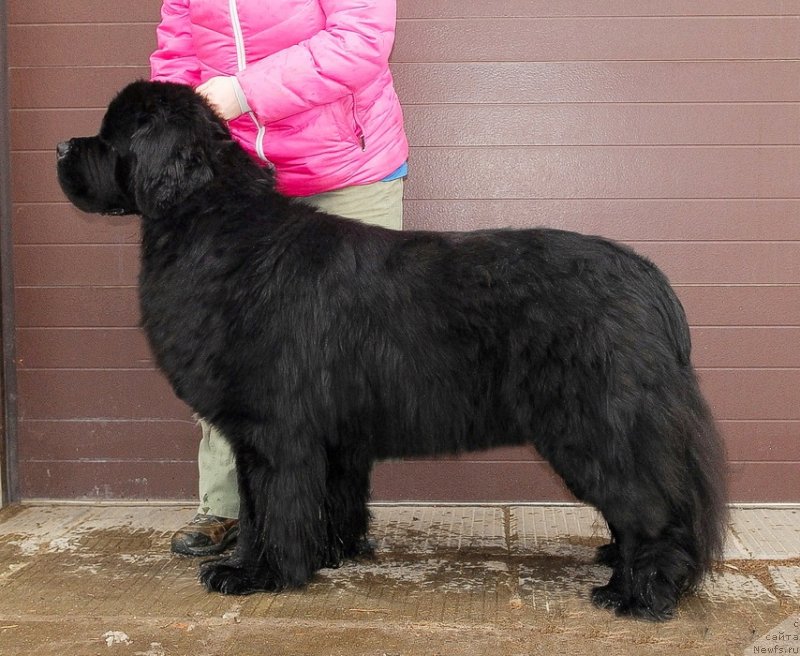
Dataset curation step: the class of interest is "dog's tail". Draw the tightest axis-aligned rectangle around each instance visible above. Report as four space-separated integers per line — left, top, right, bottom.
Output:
676 370 729 589
623 258 728 589
651 269 728 589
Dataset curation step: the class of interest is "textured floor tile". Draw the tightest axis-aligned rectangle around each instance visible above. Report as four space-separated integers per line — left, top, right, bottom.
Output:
769 566 800 598
699 570 778 604
730 507 800 559
511 505 610 557
518 561 609 613
371 505 507 553
0 504 798 656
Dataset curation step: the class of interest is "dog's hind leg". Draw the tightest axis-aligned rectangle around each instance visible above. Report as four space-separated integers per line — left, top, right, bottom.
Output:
591 504 715 621
199 422 329 594
590 382 727 620
547 447 680 619
539 380 725 619
589 508 687 621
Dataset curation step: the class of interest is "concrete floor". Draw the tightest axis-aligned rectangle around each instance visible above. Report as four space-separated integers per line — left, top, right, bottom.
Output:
0 503 797 655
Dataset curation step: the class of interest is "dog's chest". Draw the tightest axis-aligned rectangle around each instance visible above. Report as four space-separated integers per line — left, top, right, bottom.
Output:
137 235 233 369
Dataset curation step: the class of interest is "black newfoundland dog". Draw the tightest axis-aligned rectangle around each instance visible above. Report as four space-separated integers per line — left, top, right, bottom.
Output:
57 80 727 621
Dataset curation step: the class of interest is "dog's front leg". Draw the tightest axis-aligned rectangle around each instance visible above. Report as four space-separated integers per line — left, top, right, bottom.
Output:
322 446 374 567
198 425 329 595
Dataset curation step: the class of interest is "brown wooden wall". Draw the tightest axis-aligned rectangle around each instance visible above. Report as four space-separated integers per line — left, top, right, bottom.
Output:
7 0 800 502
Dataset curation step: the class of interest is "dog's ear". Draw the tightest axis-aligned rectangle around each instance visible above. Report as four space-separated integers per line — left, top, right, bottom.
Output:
129 109 215 217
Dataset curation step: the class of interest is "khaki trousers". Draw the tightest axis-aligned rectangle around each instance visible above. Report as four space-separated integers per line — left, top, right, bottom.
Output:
196 178 404 517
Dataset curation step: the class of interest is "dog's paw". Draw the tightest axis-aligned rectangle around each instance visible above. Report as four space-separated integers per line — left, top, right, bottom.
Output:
345 536 376 561
592 583 675 622
614 595 676 622
198 557 279 595
322 537 376 569
591 583 625 611
620 599 676 622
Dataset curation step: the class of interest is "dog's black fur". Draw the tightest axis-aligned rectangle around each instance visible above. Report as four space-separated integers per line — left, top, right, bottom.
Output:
57 81 727 621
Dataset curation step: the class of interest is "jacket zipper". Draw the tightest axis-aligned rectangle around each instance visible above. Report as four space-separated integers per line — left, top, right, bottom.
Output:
229 0 246 70
229 0 267 162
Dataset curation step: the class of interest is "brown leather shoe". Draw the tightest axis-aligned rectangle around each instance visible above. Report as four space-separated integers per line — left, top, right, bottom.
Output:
171 514 239 556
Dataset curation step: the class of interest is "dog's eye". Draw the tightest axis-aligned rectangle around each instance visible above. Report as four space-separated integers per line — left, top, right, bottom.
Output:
98 133 129 157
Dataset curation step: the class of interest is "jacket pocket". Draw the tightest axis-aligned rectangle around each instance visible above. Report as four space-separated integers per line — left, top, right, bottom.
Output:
329 94 366 150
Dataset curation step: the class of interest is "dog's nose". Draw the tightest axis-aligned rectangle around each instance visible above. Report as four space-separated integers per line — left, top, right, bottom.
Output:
56 141 71 160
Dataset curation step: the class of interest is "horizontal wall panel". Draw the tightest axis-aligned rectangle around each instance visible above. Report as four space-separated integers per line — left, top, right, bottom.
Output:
13 2 795 31
11 62 800 109
19 418 799 465
18 458 800 503
17 0 793 24
13 239 800 291
9 24 155 67
372 461 800 503
392 62 800 104
13 152 83 204
20 103 800 152
15 18 800 69
17 370 190 421
404 104 800 147
10 67 149 109
19 199 800 245
404 199 800 240
17 420 800 466
16 328 153 369
13 285 800 330
16 404 800 467
676 286 800 327
8 1 161 24
374 446 545 464
17 103 800 152
11 109 106 151
13 203 139 245
18 419 197 462
15 366 800 424
400 421 800 466
19 458 799 503
17 159 75 205
372 461 573 502
726 463 800 503
700 369 800 421
393 17 800 63
14 244 140 286
722 421 800 462
19 460 197 500
28 0 798 26
397 1 800 19
691 327 800 368
15 286 140 328
20 146 800 204
634 242 800 285
405 147 800 200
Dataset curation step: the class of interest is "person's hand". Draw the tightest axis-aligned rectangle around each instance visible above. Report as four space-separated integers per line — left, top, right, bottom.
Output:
197 76 245 120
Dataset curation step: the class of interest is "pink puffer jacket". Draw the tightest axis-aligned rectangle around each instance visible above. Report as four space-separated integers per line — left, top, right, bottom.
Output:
150 0 408 196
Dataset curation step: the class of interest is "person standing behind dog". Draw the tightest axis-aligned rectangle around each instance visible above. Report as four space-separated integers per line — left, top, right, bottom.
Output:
150 0 409 556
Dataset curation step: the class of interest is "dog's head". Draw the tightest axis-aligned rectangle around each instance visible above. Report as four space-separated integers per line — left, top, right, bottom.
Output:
56 80 231 217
